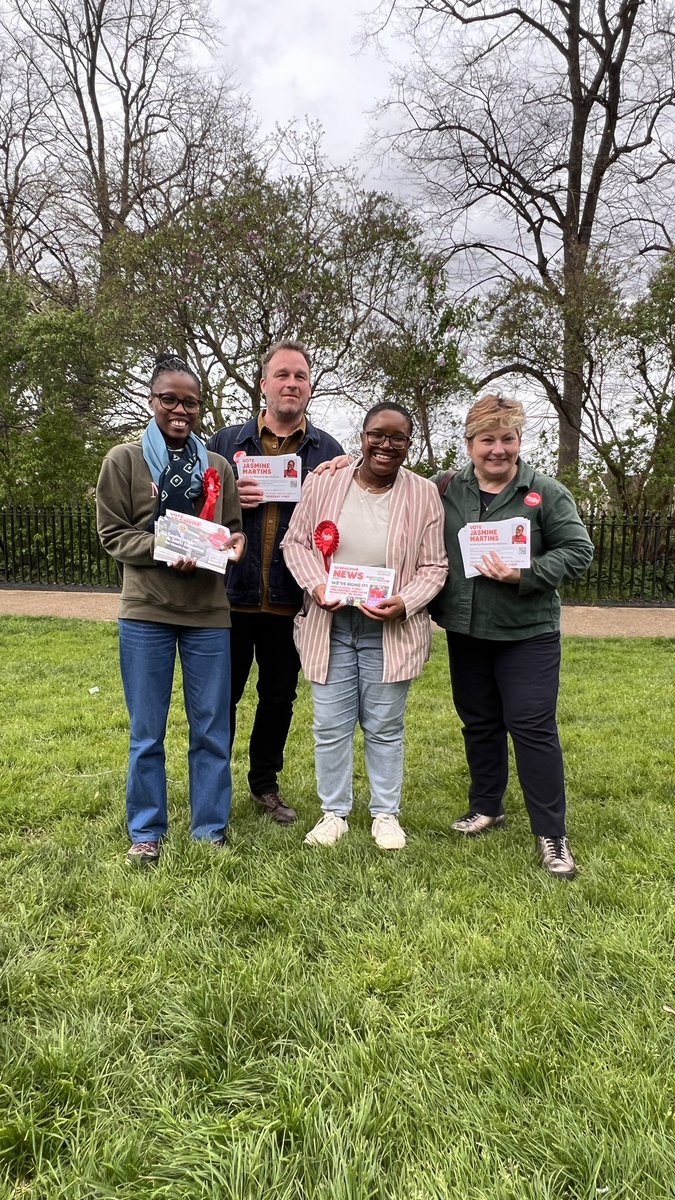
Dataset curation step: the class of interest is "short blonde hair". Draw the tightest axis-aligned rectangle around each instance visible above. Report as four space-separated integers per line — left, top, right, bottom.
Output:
465 394 525 440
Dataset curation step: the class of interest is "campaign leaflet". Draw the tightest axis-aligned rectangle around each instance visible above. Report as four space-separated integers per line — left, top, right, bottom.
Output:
153 509 236 574
325 563 396 607
234 453 301 502
458 517 531 578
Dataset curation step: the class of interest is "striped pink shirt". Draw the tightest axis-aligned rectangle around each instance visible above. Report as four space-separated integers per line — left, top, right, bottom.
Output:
282 465 448 683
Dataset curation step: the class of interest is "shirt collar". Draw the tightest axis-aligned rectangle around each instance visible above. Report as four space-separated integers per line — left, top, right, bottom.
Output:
257 410 307 440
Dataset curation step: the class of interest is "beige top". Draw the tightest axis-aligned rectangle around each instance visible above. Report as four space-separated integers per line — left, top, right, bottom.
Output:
334 481 391 567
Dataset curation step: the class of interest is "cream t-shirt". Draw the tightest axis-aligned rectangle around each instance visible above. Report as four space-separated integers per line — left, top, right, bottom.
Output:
334 479 391 566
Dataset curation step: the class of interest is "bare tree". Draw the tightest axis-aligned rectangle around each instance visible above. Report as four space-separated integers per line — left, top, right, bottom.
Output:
372 0 675 473
1 0 251 282
0 51 64 279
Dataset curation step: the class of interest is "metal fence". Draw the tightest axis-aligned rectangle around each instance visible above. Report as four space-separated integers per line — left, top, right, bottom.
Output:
1 504 674 603
563 509 675 604
1 505 119 589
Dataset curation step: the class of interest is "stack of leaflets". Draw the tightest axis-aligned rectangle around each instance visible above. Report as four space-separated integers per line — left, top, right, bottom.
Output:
154 509 236 574
458 518 530 578
325 563 396 607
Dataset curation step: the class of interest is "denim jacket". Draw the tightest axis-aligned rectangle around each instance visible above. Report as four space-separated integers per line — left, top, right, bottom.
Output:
207 416 344 608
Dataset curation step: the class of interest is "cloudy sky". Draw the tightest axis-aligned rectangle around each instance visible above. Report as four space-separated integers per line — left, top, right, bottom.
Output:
213 0 396 170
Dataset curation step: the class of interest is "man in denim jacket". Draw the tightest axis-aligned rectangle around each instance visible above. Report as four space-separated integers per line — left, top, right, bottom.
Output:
208 341 344 824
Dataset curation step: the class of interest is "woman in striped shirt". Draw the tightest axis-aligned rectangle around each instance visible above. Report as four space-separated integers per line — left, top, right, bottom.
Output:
282 402 447 851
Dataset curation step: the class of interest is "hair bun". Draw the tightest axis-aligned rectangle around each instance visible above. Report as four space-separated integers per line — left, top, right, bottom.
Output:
155 351 187 369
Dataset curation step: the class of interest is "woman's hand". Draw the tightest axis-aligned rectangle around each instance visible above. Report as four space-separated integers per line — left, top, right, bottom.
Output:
312 583 343 611
311 454 354 476
168 557 198 574
225 532 247 562
361 595 407 622
476 551 521 584
236 477 266 509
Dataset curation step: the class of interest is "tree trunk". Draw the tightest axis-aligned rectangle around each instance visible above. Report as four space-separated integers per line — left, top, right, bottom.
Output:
416 389 436 472
557 238 586 475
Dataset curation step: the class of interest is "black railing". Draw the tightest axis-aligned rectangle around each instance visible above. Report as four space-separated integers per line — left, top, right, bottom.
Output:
1 504 674 603
1 505 119 589
562 510 675 604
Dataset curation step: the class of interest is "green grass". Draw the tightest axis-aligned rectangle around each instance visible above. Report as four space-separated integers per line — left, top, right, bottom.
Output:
0 617 674 1199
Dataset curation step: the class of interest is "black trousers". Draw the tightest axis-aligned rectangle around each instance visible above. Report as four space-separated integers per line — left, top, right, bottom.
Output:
229 611 301 795
446 631 567 837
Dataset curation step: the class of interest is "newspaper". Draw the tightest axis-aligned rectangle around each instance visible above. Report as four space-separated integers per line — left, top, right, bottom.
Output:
459 518 531 578
154 509 236 574
234 453 302 502
325 563 396 606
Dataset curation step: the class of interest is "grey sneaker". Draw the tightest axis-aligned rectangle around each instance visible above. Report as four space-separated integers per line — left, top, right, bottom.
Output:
127 840 160 866
537 836 577 879
451 812 507 836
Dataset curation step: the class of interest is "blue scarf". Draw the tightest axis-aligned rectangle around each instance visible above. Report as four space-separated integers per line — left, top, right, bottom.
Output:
142 417 210 517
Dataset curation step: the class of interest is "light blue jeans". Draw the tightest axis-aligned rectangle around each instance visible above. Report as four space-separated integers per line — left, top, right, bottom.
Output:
311 607 411 817
119 619 232 844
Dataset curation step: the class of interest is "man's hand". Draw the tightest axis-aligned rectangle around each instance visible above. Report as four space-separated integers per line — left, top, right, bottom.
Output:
312 454 353 476
361 595 406 622
236 476 266 509
312 583 343 611
168 557 198 574
225 532 247 562
476 551 521 585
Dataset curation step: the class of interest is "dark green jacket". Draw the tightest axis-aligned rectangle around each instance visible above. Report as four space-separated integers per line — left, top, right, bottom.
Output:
431 459 593 640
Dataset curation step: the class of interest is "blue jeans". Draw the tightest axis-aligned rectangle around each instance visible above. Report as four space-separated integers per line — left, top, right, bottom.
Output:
311 608 411 817
119 620 232 843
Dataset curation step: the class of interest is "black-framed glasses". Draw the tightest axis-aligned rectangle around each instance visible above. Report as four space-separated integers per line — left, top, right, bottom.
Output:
151 391 202 413
363 430 411 450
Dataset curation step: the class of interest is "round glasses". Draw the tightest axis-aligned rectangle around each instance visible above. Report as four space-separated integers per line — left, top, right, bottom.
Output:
363 430 411 450
151 391 202 413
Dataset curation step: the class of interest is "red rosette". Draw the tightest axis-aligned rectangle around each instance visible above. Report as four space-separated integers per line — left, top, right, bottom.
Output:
201 467 221 521
314 520 339 571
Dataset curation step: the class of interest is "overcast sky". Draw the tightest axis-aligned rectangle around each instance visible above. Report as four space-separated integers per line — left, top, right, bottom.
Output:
214 0 395 171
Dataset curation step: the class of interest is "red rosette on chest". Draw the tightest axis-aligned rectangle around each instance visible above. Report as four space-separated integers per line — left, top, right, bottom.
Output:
314 520 339 571
201 467 221 521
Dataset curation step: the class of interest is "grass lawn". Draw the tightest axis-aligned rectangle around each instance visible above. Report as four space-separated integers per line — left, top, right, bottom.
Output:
0 617 674 1199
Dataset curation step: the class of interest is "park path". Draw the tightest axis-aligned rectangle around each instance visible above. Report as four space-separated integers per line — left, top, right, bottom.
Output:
1 588 674 636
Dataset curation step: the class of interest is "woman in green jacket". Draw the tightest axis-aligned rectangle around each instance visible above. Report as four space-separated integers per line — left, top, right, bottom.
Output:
433 394 593 879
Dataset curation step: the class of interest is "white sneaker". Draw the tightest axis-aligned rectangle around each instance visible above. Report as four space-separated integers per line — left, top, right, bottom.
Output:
371 814 406 850
304 812 349 847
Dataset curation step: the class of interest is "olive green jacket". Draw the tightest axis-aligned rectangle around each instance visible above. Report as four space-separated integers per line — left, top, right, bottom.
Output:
96 443 242 627
431 460 593 640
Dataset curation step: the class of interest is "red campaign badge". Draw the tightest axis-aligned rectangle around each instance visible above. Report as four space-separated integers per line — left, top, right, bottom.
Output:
524 491 541 507
201 467 221 522
233 450 247 464
314 520 340 571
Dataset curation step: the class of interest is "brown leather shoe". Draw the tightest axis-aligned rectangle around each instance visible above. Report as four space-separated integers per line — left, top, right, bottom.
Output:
250 791 297 825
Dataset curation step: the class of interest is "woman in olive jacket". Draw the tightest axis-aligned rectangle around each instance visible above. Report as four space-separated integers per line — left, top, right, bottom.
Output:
433 394 593 879
97 353 246 865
